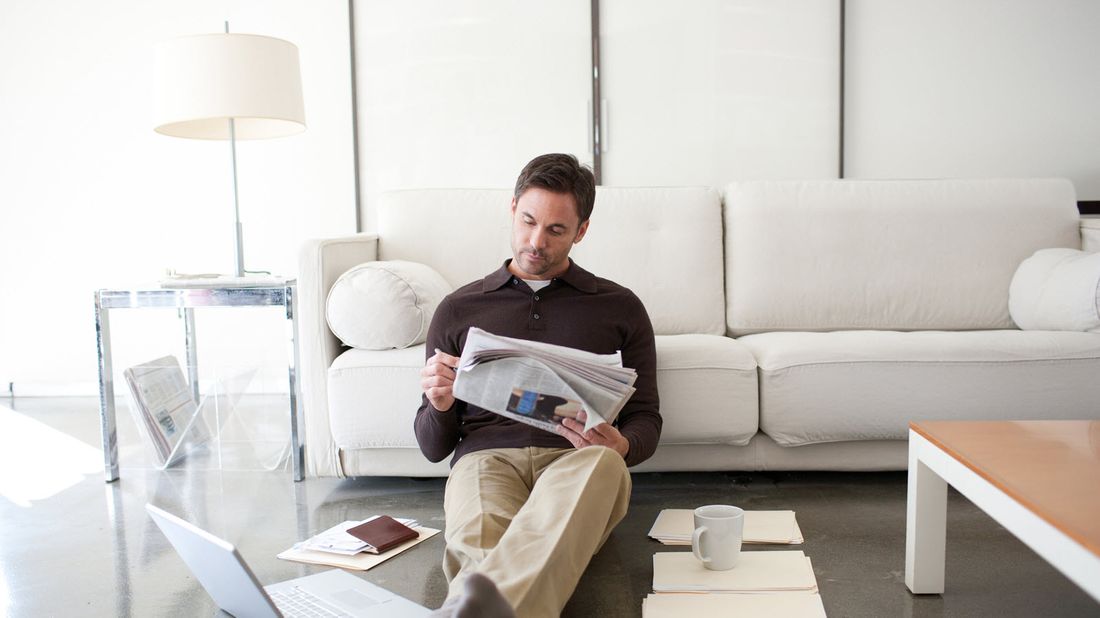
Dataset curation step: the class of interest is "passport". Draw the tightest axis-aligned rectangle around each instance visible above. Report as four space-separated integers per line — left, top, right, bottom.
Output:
346 515 420 554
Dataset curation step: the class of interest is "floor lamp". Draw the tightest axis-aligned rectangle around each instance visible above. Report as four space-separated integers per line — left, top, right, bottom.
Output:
153 25 306 278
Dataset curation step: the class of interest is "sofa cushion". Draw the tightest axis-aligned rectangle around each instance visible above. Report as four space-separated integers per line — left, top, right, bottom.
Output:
1009 248 1100 332
325 334 758 451
723 178 1081 335
376 187 726 336
739 329 1100 446
325 260 452 350
652 334 758 445
328 345 427 448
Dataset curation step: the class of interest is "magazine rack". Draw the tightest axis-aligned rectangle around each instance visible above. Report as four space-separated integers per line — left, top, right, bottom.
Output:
122 356 291 472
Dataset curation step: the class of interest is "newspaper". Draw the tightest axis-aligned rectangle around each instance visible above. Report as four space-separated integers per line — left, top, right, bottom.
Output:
122 356 211 466
451 327 637 435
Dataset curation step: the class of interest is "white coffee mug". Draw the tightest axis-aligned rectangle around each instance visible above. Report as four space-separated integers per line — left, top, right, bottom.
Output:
691 504 744 570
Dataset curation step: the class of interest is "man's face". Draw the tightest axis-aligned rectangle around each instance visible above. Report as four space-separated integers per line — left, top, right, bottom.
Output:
508 187 589 280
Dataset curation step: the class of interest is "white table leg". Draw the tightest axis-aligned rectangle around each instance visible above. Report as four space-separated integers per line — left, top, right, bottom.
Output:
906 431 947 594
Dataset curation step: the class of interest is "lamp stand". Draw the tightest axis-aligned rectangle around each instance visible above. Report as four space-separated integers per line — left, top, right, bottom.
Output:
229 115 245 277
226 20 246 278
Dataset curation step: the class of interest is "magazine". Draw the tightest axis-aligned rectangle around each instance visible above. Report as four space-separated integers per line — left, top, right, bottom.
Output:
122 356 211 467
451 327 637 435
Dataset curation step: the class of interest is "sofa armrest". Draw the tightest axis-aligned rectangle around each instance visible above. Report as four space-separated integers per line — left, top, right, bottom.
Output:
298 233 379 477
1081 217 1100 253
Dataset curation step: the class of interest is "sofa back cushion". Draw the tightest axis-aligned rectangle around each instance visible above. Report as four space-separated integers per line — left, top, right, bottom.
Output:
377 186 725 336
723 178 1080 335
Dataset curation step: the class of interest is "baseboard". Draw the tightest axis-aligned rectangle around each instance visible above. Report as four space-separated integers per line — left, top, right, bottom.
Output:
5 380 290 398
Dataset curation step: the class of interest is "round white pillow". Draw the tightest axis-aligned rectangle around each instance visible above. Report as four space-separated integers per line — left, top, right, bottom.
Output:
326 260 452 350
1008 248 1100 332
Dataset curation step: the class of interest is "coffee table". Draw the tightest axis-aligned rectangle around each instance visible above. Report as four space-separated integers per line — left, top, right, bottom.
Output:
905 420 1100 603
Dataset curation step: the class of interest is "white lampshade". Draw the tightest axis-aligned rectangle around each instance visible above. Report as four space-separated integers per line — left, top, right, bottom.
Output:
154 33 306 140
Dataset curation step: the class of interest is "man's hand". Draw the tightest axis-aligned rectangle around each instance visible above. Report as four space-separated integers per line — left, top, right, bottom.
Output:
559 410 629 459
421 348 460 412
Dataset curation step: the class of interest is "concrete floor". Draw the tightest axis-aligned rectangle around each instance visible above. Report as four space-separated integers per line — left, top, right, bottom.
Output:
2 397 1097 617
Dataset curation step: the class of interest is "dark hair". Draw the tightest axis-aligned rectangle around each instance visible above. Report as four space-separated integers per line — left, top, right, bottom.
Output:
513 153 596 223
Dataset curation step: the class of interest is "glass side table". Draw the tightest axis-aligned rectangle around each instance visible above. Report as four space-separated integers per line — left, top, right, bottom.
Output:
94 281 305 482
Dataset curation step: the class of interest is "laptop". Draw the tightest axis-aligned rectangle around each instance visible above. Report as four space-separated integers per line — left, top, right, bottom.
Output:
146 503 430 618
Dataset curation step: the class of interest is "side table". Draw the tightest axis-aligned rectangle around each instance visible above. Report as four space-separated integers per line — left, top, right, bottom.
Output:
94 282 305 482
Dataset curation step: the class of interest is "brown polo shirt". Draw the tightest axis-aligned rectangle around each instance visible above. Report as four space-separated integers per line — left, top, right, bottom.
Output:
414 259 662 468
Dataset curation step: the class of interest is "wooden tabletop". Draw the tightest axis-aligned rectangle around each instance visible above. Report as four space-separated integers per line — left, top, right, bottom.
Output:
911 420 1100 558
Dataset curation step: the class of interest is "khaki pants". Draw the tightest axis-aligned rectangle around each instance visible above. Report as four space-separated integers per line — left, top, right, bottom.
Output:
442 446 632 618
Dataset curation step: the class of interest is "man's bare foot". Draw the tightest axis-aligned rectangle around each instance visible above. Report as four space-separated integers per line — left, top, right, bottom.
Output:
430 573 515 618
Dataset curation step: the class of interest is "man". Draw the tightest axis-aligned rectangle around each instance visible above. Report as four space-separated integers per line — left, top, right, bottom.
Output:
417 153 661 617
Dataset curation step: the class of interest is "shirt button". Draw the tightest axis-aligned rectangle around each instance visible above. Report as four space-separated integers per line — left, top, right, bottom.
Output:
533 314 540 320
534 295 540 301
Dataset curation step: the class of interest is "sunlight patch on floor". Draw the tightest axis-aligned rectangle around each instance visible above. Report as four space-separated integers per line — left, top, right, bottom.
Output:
0 405 101 507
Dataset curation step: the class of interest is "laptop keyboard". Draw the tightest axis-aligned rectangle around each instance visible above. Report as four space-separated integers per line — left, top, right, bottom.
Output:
269 586 349 617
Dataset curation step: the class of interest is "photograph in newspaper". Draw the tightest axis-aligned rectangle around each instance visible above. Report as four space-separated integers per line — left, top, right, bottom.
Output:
506 389 582 424
452 327 637 435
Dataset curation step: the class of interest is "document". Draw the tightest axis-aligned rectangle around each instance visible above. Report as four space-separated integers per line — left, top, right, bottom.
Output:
642 592 827 618
648 509 804 545
652 551 818 593
452 327 637 434
278 518 440 572
293 517 421 556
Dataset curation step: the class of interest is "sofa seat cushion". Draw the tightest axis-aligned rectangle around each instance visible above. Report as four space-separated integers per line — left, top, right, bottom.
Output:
328 345 427 449
739 330 1100 446
326 334 759 451
654 334 758 445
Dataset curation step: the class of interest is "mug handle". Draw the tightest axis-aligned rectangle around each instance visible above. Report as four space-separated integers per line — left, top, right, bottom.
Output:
691 526 710 565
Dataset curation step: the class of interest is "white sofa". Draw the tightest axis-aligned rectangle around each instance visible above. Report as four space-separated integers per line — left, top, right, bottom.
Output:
298 179 1100 478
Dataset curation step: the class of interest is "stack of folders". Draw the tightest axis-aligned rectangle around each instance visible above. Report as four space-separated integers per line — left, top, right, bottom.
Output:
647 509 804 545
645 552 825 617
644 509 824 617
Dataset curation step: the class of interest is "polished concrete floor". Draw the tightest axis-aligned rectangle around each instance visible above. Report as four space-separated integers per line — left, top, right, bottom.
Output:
2 396 1097 617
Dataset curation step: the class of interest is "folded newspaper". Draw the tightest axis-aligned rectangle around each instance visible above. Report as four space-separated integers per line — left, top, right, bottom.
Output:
452 327 637 434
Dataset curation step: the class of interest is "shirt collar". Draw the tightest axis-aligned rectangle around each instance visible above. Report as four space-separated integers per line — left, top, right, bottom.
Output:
481 259 598 294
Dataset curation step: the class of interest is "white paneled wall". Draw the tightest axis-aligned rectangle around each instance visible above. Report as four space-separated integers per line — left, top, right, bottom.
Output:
5 1 1098 394
355 0 593 233
600 0 840 186
0 1 355 394
846 0 1100 198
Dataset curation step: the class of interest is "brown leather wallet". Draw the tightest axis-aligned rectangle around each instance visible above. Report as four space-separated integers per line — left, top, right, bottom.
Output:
346 516 419 554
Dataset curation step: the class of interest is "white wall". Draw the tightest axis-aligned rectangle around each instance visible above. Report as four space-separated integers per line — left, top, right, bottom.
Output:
846 0 1100 198
5 1 1098 394
600 0 840 186
0 1 356 395
355 0 593 233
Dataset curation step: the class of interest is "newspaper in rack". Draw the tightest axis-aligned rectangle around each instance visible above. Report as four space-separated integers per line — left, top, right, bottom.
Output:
452 327 637 435
122 356 211 466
